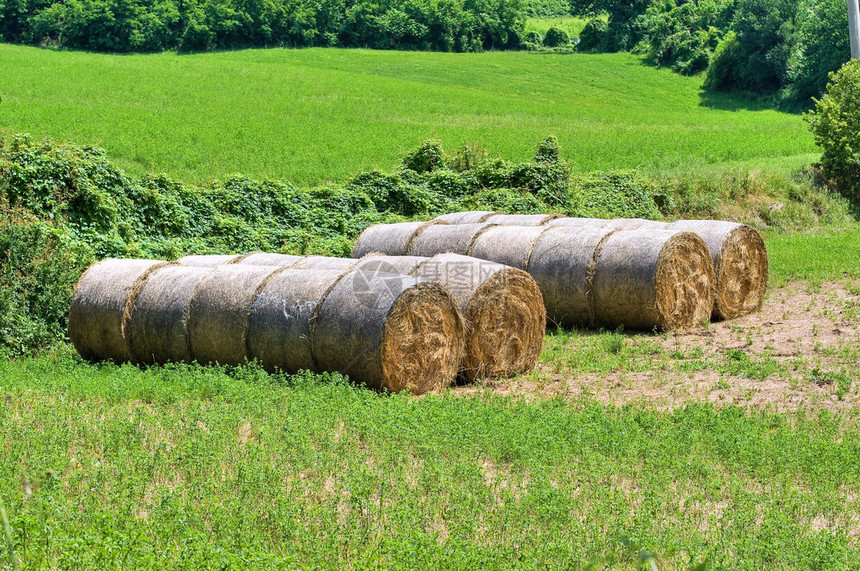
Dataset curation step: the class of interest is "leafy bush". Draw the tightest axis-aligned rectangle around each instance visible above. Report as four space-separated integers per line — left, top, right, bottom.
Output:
542 26 569 47
577 17 607 51
644 1 723 76
789 0 851 104
569 171 663 219
805 60 860 201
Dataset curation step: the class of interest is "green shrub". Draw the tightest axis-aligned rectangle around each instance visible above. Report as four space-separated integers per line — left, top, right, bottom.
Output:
542 26 569 48
578 18 607 51
805 60 860 201
569 171 663 219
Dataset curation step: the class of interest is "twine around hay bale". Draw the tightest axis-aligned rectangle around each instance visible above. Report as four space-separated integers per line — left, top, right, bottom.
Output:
187 264 285 366
407 223 495 257
313 270 464 394
290 256 359 271
435 211 499 224
176 254 247 267
235 253 304 267
69 258 171 362
469 225 550 270
483 213 561 226
352 220 448 258
667 220 768 319
125 265 213 364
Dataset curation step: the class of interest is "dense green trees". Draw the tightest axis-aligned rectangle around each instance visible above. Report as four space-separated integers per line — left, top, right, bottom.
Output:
1 0 525 51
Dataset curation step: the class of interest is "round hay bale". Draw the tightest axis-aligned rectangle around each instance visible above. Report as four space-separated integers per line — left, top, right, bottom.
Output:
355 254 427 275
667 220 768 319
235 253 303 267
290 256 359 271
469 225 550 270
435 211 499 224
352 220 448 258
592 229 714 330
407 223 495 257
68 259 170 362
543 217 610 229
313 271 464 394
483 213 561 226
177 254 246 267
412 253 545 380
125 265 213 364
248 269 347 374
600 218 668 231
187 264 284 366
527 227 611 327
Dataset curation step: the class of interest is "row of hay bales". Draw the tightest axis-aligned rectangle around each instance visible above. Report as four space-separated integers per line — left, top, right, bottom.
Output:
353 212 768 330
68 252 546 394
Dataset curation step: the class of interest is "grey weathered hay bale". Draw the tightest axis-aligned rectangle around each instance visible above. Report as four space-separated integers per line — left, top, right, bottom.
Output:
407 223 495 257
469 225 550 270
667 220 768 319
125 265 213 364
542 217 610 229
69 258 170 362
313 271 464 394
601 218 669 231
435 211 499 224
483 213 561 226
289 256 359 271
188 264 284 366
177 254 247 267
235 253 303 267
412 253 545 380
591 229 714 330
352 220 448 258
354 254 428 275
247 269 347 374
528 227 714 330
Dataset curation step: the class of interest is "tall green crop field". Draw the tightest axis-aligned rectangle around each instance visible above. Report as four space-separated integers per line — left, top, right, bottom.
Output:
0 44 816 184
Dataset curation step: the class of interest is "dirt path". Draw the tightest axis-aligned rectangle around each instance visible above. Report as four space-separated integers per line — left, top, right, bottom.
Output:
457 280 860 413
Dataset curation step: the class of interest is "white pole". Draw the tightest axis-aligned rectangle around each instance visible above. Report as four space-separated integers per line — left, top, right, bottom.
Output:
850 0 860 59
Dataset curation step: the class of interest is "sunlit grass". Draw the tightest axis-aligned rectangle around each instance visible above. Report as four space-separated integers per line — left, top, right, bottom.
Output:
0 43 816 185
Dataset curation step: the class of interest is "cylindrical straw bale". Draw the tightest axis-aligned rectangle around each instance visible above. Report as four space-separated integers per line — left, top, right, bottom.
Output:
435 211 499 224
125 265 213 364
527 227 611 326
483 213 561 226
543 217 610 229
313 271 464 394
69 259 169 362
469 225 550 270
352 220 448 258
247 269 347 374
355 255 427 275
591 229 714 330
407 223 495 257
667 220 768 319
412 253 545 380
289 256 359 271
188 264 284 366
600 218 668 231
235 253 303 267
177 254 246 267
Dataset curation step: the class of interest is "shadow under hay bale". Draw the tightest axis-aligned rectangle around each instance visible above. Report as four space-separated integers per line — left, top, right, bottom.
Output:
313 271 464 394
126 265 213 364
187 264 285 366
667 220 768 319
69 259 171 362
407 223 495 257
435 211 499 224
248 269 347 374
353 220 447 258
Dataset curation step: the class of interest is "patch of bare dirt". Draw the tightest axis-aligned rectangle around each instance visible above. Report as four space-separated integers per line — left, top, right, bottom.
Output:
455 281 860 413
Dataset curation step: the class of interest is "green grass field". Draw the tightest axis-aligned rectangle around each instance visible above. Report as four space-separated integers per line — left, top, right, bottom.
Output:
524 16 592 39
0 43 817 185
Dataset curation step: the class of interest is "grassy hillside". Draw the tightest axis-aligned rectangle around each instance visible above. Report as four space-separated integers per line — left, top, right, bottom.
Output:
0 44 817 185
